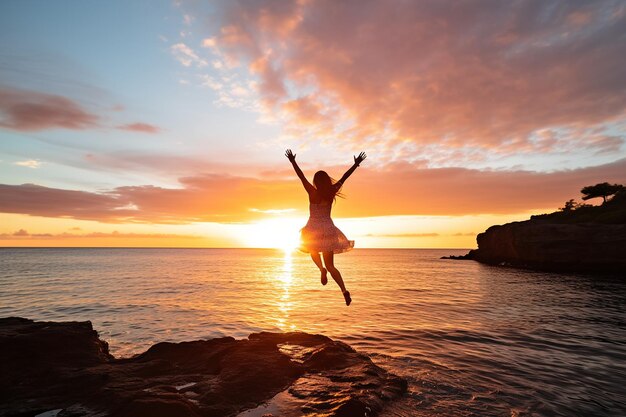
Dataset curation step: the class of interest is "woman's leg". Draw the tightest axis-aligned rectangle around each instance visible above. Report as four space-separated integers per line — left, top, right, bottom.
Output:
322 252 347 292
323 252 351 305
310 252 328 285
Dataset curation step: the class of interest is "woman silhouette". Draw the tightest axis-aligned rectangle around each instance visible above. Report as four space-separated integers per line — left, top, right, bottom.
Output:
285 149 367 306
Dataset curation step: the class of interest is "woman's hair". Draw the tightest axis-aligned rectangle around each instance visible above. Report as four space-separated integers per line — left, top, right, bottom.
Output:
313 170 343 202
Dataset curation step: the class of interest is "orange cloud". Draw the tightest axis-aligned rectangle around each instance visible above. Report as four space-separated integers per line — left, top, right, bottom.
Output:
0 88 98 131
332 158 626 217
208 0 626 155
1 158 624 223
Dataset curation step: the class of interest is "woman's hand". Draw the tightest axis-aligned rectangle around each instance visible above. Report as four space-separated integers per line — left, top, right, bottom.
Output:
354 151 367 166
285 149 296 163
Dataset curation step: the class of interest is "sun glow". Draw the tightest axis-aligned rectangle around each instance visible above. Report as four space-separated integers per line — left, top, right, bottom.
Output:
241 218 303 252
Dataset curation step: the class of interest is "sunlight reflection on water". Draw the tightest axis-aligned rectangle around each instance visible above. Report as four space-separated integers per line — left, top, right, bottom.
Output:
275 251 294 330
1 248 625 416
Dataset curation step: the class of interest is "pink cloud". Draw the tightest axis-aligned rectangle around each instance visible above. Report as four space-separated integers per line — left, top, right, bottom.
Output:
0 88 161 135
0 229 200 239
0 88 98 131
79 152 263 178
207 0 626 154
0 184 131 222
117 123 161 134
1 159 624 223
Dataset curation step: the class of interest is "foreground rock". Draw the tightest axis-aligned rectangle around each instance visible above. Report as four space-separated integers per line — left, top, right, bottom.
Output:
456 222 626 273
0 318 406 417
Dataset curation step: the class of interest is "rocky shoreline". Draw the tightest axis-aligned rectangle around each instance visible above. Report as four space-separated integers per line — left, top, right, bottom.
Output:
444 186 626 274
444 221 626 273
0 317 406 417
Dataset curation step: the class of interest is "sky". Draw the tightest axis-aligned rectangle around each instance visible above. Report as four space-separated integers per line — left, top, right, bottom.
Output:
1 0 625 249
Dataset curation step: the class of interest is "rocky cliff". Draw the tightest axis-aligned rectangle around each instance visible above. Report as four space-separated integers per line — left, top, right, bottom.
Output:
0 317 406 417
464 221 626 273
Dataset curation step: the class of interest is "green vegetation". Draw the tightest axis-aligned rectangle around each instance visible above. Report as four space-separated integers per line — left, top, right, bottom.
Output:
531 182 626 224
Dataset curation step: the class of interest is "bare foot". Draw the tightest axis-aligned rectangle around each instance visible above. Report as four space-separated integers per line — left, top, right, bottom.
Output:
343 290 351 306
321 268 328 285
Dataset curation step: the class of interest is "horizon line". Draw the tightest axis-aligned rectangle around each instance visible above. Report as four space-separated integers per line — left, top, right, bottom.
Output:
0 246 474 250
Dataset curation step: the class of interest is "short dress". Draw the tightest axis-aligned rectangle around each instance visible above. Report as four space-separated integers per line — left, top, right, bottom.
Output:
299 202 354 254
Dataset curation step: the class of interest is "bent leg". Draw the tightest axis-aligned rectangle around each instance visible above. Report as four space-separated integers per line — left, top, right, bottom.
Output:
322 252 347 293
310 252 328 285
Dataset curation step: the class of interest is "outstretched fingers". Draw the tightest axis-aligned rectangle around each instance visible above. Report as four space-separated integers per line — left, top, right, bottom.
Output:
354 151 367 165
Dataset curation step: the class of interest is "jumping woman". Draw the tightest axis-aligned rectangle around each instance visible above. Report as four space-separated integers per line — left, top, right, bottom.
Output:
285 149 367 306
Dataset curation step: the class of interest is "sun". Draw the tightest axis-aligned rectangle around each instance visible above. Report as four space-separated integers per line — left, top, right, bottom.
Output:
242 218 302 252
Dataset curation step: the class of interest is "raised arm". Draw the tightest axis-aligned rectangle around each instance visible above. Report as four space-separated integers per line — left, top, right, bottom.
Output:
337 152 367 186
285 149 315 194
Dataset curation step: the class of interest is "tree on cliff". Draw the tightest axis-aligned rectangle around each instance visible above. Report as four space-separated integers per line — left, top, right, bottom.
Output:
581 183 624 204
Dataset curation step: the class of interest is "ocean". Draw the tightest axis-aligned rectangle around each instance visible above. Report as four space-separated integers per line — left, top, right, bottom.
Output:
1 248 624 416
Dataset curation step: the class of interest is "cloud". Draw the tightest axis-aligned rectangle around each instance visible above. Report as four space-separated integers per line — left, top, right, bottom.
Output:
1 158 624 223
14 160 41 169
0 183 131 222
80 152 261 178
117 123 161 134
337 157 626 217
249 208 296 214
0 87 163 136
0 88 99 131
365 233 439 238
205 0 626 157
170 43 208 67
0 229 200 239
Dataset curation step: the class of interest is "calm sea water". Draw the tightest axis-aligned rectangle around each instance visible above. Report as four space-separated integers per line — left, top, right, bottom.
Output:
1 248 625 416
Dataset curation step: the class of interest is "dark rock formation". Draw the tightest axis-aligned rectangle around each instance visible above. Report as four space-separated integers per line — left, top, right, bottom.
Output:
440 254 472 260
460 222 626 273
0 317 406 417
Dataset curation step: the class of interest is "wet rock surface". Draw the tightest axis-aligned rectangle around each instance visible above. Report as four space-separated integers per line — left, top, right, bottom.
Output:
0 318 406 417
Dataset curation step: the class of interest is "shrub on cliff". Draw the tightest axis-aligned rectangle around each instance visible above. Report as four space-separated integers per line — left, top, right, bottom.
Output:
532 184 626 224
